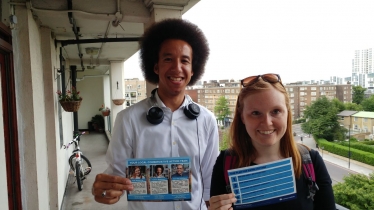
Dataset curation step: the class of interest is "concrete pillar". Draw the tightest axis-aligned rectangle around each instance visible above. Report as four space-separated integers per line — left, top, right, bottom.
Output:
144 5 182 96
110 60 125 124
12 6 50 210
41 26 59 210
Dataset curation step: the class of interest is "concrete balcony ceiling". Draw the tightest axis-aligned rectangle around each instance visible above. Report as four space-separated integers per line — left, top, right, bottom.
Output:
27 0 198 75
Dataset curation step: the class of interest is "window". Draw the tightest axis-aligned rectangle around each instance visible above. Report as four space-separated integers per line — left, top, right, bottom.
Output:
354 117 357 121
137 85 141 89
311 87 316 90
137 92 141 96
225 89 230 93
311 92 316 96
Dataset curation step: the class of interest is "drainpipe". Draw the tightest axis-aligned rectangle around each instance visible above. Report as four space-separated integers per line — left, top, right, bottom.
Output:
71 65 79 135
60 47 65 94
68 0 85 71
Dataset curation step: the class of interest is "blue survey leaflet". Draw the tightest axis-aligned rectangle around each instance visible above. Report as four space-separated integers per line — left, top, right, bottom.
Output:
228 157 297 209
126 157 191 201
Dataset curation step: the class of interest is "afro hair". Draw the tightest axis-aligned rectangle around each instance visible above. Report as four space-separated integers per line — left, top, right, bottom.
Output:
139 18 209 86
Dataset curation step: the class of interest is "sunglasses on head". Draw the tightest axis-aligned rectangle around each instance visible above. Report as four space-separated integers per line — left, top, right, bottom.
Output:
240 73 283 87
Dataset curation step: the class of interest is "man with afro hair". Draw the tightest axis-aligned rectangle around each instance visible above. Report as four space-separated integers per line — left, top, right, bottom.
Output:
92 18 219 210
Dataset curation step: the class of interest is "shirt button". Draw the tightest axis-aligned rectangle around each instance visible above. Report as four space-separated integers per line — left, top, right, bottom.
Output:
173 142 176 145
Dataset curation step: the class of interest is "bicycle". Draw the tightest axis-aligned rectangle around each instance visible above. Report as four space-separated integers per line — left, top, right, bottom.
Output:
63 132 92 191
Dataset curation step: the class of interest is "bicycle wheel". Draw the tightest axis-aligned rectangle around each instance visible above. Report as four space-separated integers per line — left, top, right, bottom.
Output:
69 154 92 175
75 161 83 191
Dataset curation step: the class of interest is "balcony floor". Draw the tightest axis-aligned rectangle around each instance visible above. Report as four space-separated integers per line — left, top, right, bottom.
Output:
61 133 128 210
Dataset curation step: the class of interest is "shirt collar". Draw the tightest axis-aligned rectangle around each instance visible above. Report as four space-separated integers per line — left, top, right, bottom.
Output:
153 90 192 110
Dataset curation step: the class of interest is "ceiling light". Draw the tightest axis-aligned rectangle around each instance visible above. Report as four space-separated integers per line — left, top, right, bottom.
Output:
85 47 100 56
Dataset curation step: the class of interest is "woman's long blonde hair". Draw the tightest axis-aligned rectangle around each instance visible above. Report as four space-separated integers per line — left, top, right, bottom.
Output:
229 79 302 178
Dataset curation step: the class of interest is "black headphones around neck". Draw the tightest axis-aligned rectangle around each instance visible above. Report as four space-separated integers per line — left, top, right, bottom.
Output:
146 88 200 125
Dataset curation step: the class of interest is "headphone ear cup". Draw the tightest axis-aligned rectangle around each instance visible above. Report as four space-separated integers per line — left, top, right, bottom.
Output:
147 107 164 125
184 103 200 119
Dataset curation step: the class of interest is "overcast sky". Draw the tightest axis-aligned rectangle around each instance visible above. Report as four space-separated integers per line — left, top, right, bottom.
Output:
124 0 374 84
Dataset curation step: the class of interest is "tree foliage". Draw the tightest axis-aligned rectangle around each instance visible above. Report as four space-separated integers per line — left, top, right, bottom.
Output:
219 129 230 151
352 85 366 105
332 98 345 112
214 96 231 123
333 173 374 210
344 102 363 111
361 95 374 111
301 96 342 141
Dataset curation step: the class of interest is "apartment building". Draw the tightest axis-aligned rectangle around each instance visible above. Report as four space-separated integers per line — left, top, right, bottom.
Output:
351 48 374 89
124 78 147 107
351 112 374 134
338 111 374 140
186 80 240 119
188 80 352 120
286 83 352 118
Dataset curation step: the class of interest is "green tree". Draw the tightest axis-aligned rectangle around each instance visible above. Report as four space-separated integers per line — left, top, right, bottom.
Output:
333 173 374 210
332 98 345 112
344 102 363 111
214 96 231 124
361 95 374 111
302 96 342 141
352 85 366 105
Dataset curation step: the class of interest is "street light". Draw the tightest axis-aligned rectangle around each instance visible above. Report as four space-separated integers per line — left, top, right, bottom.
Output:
341 124 351 169
348 124 351 169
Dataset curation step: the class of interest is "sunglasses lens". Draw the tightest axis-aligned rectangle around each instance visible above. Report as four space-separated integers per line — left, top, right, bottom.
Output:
262 74 280 83
242 76 258 87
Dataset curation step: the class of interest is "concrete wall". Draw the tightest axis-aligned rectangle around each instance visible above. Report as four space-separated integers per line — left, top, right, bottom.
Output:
77 77 105 129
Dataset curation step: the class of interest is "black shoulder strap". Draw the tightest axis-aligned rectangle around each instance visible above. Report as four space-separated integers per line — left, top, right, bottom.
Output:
297 144 319 200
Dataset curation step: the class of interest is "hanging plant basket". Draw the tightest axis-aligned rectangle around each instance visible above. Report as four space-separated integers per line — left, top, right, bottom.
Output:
59 100 82 112
112 99 125 106
101 110 110 116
